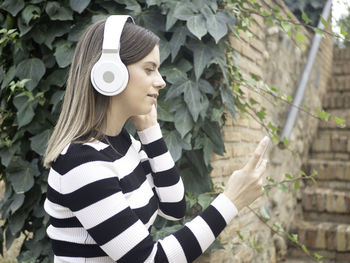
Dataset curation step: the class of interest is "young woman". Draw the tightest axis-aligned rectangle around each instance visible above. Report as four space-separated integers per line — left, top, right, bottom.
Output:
43 15 268 263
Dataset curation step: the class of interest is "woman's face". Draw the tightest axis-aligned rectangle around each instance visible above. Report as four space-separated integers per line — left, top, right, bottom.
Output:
114 45 166 117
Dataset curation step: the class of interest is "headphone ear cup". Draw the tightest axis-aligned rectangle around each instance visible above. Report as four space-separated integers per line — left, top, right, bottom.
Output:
91 55 129 96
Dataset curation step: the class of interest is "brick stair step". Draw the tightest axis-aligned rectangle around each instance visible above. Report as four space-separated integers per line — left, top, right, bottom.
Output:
334 48 350 61
310 131 350 156
291 220 350 252
333 61 350 76
305 159 350 184
318 109 350 129
287 247 350 263
328 75 350 92
323 92 350 110
301 187 350 223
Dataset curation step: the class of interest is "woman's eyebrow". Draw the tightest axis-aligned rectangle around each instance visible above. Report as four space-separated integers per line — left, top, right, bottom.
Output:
143 61 159 68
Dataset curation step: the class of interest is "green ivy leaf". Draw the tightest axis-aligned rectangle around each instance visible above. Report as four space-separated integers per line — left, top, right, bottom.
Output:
69 0 90 14
320 16 328 28
173 4 194 21
157 100 174 122
174 106 194 138
21 5 41 25
301 11 311 24
54 40 75 68
278 183 289 192
0 0 25 16
296 32 306 43
198 193 214 209
16 58 46 91
340 25 348 37
220 84 235 118
260 207 270 221
163 130 183 162
314 28 324 35
9 193 25 214
186 14 207 40
192 43 213 80
202 121 225 155
7 158 38 194
30 129 51 156
203 137 214 166
165 79 189 100
281 21 292 34
45 2 73 21
316 109 330 121
184 81 201 121
169 26 187 62
206 12 228 43
13 93 37 128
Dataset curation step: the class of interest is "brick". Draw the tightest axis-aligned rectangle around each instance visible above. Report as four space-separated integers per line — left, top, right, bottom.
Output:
335 193 346 213
315 223 327 249
336 225 347 252
327 225 337 250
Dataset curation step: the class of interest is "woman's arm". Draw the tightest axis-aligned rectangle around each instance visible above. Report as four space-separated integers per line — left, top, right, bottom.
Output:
135 123 186 220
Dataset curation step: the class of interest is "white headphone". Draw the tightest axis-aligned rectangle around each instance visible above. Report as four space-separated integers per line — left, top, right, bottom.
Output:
90 15 135 96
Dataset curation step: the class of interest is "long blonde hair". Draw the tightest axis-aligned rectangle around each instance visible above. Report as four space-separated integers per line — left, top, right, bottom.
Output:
44 18 160 168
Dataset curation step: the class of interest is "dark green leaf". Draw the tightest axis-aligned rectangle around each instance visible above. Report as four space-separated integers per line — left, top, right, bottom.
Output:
13 93 37 127
0 0 25 16
192 43 213 80
165 79 189 100
173 4 194 21
69 0 90 14
220 84 235 118
203 137 214 166
7 158 38 194
159 38 171 64
198 79 215 94
44 22 71 49
157 100 174 122
1 65 16 90
184 81 201 121
0 143 20 167
54 40 75 68
45 2 73 21
169 26 187 62
30 129 51 156
198 193 214 209
16 58 46 91
206 12 228 43
8 211 27 235
161 65 187 84
202 121 225 155
174 106 194 138
187 14 207 40
163 130 183 162
17 16 33 36
9 194 24 214
21 5 41 25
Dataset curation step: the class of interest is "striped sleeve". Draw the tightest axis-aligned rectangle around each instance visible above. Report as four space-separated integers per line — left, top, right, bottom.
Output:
137 124 186 220
60 166 237 263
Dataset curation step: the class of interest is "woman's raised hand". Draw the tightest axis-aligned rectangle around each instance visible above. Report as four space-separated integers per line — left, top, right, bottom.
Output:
130 104 158 131
223 136 269 211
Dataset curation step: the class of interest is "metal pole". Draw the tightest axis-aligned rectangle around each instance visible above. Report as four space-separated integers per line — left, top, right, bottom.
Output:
278 0 333 148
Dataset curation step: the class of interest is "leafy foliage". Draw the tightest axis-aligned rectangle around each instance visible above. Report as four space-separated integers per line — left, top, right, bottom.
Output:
282 0 327 27
0 0 237 261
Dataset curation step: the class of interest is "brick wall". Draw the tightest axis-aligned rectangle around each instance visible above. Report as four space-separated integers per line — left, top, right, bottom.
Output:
197 0 334 262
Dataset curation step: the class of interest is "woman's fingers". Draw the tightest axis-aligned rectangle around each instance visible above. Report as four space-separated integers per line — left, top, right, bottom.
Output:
245 136 270 171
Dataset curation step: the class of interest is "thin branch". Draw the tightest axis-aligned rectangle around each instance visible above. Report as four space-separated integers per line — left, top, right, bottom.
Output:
247 206 322 262
264 176 315 189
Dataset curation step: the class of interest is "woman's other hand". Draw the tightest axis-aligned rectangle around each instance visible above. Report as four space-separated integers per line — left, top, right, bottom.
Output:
130 104 158 131
223 136 269 211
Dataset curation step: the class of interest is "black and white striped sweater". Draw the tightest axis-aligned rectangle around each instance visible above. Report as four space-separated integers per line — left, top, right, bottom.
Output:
44 124 238 262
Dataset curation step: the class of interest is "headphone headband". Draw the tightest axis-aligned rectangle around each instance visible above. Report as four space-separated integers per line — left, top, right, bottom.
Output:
102 15 134 51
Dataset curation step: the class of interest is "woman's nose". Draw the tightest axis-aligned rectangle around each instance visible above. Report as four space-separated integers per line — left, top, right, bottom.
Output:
154 72 166 89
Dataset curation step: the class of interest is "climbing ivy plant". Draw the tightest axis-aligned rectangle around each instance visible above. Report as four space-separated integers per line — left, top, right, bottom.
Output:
0 0 238 261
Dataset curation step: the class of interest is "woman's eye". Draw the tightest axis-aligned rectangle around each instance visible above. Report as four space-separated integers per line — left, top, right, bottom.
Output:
145 68 154 73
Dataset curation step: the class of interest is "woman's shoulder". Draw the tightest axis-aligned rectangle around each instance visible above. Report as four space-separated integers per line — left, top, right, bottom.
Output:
51 139 112 175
